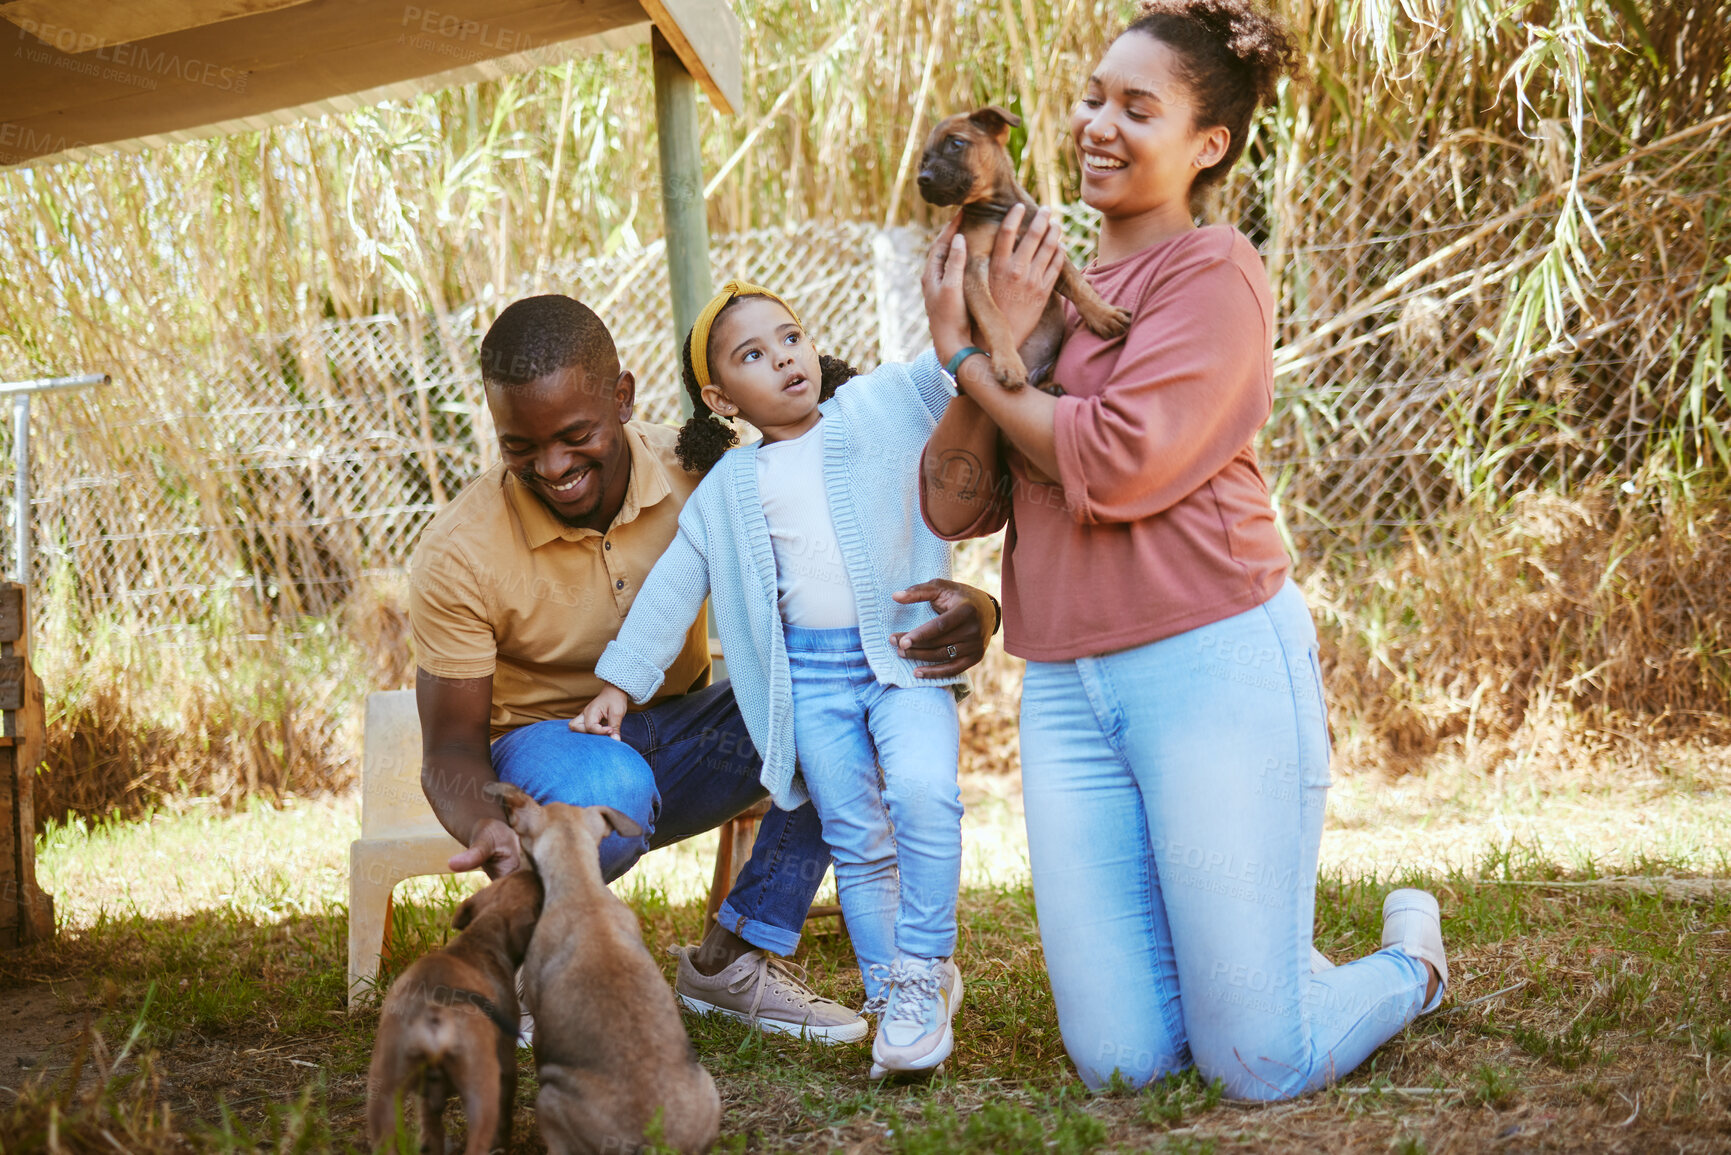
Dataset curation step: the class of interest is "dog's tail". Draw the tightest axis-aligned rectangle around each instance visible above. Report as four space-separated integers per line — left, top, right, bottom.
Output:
366 1014 459 1148
404 1008 465 1067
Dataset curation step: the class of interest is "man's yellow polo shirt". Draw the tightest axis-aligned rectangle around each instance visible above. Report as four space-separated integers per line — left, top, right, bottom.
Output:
409 421 711 739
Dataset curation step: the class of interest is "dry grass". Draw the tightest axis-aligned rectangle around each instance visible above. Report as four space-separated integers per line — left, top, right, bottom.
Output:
33 578 415 827
1310 484 1731 779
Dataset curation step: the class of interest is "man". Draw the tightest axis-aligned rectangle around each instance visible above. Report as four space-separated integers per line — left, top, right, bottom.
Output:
412 294 995 1041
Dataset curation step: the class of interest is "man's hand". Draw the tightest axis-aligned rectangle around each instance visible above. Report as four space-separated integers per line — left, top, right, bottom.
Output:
569 684 629 738
889 579 997 677
448 815 524 879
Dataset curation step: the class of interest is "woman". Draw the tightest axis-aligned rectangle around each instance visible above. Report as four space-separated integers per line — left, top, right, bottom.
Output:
918 0 1447 1100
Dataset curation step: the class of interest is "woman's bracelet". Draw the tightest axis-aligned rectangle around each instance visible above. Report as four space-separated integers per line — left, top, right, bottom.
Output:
987 592 1003 637
944 345 985 378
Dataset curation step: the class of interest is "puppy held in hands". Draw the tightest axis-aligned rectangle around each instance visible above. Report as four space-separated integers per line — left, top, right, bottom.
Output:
367 868 543 1155
917 105 1132 391
488 783 721 1155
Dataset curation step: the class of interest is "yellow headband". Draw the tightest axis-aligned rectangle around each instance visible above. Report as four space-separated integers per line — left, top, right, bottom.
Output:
689 279 803 391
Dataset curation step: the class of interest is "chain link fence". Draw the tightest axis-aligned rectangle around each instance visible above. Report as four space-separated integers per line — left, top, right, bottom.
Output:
5 129 1727 626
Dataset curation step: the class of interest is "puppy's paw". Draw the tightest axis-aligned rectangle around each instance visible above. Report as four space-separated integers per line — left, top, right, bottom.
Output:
1083 305 1133 339
992 355 1028 391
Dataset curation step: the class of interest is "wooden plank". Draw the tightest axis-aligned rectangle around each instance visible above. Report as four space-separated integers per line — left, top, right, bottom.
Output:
0 0 317 52
11 660 51 945
0 586 21 644
0 0 646 164
0 748 16 932
0 658 21 711
639 0 740 115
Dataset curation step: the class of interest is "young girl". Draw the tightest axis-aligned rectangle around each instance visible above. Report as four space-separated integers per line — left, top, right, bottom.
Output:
572 279 967 1078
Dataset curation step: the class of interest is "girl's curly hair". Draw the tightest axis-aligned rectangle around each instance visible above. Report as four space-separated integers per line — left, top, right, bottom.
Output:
1124 0 1302 214
674 294 861 474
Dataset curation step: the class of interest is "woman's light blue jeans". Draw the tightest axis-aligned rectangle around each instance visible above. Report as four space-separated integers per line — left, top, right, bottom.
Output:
1021 579 1432 1100
785 625 963 1004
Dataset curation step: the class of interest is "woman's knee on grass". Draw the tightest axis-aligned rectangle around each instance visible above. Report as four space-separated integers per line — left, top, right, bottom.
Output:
1071 1032 1188 1092
1189 1034 1313 1102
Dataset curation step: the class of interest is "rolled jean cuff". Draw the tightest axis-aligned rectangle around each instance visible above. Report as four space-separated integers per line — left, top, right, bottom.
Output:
714 898 801 957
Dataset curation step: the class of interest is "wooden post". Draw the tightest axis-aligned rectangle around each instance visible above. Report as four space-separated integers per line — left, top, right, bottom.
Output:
652 26 715 422
0 582 52 947
651 29 729 683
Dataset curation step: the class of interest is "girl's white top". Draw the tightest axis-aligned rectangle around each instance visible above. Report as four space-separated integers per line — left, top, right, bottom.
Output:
757 418 859 629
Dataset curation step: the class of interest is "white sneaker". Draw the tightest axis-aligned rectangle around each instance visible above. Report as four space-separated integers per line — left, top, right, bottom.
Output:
1381 888 1448 1003
869 958 963 1079
1310 946 1336 972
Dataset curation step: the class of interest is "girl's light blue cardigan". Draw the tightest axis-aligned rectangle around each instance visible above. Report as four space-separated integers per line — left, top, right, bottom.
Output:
596 350 959 809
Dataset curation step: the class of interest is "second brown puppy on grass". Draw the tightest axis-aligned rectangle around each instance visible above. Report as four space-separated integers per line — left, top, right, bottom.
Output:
366 868 542 1155
917 105 1132 391
488 783 721 1155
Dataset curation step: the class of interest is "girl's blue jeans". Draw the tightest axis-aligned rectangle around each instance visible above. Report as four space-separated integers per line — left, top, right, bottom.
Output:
1021 579 1433 1100
784 625 963 1003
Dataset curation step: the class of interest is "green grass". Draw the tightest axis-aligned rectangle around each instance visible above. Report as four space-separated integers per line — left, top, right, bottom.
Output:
5 798 1731 1152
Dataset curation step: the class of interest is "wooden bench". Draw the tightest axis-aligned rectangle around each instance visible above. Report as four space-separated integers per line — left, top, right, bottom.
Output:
1 582 52 948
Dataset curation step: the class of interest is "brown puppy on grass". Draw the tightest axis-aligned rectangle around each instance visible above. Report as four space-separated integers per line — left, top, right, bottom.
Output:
917 105 1133 391
488 783 721 1155
366 868 542 1155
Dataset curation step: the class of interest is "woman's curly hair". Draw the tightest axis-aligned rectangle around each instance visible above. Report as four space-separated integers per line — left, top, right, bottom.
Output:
674 294 861 474
1124 0 1302 214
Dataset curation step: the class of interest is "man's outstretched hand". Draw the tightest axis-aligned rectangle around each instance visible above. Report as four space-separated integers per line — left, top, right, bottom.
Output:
447 815 524 879
889 579 997 678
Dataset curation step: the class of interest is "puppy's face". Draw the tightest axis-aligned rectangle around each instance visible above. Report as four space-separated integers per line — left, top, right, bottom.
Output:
452 868 544 962
488 782 643 869
916 106 1021 207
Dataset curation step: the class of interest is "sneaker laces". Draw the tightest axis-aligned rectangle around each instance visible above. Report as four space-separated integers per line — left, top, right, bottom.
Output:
724 954 843 1021
880 959 944 1030
862 962 896 1016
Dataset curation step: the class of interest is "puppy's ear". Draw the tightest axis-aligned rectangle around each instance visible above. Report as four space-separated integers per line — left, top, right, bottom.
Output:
969 105 1022 143
485 781 542 835
484 781 532 811
595 806 644 840
452 886 485 930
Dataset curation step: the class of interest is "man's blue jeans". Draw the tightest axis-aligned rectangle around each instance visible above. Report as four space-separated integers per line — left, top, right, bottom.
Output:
490 680 831 957
783 625 962 1004
1021 580 1432 1100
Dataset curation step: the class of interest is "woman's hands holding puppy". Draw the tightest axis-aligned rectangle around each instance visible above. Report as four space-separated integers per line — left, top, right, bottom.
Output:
921 204 1066 370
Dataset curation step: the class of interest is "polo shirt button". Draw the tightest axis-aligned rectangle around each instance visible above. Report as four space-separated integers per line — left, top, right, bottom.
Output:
615 579 625 590
604 540 612 550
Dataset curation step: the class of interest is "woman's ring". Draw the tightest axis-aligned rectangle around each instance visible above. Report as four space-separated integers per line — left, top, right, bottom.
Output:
946 644 958 659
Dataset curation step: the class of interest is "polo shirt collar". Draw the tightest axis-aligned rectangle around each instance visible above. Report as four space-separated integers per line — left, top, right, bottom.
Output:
504 423 674 550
